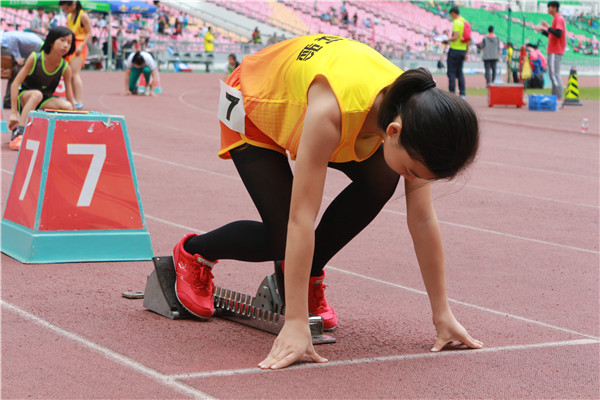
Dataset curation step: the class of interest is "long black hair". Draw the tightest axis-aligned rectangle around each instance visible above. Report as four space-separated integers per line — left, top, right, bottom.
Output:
59 1 83 22
40 26 76 57
377 68 479 180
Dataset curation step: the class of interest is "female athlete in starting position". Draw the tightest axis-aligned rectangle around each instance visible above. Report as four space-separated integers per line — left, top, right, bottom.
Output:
171 34 483 369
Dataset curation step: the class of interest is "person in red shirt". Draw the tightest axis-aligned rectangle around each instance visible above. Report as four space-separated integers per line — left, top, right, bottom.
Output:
539 1 567 101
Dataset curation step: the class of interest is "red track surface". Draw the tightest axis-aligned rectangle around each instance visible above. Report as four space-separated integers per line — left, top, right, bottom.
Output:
2 71 599 399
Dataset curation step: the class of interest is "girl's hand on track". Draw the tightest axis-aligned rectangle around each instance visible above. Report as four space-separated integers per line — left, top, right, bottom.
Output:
431 310 483 352
258 319 328 369
8 112 19 131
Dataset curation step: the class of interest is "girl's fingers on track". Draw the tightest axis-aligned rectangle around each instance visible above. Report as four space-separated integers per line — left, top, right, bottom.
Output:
270 352 302 370
430 337 450 352
308 348 328 364
461 333 484 349
258 344 328 370
431 334 483 352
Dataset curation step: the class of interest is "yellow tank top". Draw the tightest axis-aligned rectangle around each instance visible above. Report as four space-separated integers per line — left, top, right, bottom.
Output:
450 17 468 51
240 35 402 162
67 10 87 40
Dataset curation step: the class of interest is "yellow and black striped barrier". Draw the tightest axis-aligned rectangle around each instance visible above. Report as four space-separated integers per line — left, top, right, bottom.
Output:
563 66 582 106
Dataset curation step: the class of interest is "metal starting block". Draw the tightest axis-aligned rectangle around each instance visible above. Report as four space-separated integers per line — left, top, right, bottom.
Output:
142 257 335 345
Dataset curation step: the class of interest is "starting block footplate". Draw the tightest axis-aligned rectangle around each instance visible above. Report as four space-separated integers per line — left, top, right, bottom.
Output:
143 256 335 344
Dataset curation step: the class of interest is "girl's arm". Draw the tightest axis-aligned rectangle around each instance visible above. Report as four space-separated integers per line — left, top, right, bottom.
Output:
62 65 75 109
124 68 131 94
8 53 35 130
259 76 341 370
79 12 93 52
149 69 158 96
405 178 483 351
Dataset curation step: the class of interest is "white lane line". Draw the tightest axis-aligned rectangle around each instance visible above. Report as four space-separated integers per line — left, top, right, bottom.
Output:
481 117 599 137
131 154 600 210
178 91 217 115
128 156 600 254
96 94 217 140
479 160 598 180
110 86 599 181
442 182 598 209
143 215 599 341
3 158 597 340
170 339 599 380
382 208 599 255
131 152 237 180
2 161 596 256
2 163 597 254
146 214 207 234
327 267 600 341
482 142 598 163
1 300 217 400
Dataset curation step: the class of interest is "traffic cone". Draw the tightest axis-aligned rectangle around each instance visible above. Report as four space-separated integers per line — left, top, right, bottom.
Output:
138 69 162 94
53 76 66 98
563 66 582 106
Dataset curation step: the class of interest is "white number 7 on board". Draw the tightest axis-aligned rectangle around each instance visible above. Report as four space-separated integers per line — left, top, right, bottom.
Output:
18 139 40 200
67 144 107 207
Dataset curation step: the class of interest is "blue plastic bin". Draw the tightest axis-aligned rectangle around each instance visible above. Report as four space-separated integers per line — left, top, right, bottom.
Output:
528 94 557 111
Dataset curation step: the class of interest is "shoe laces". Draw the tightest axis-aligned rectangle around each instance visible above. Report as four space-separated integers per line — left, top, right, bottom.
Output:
190 264 214 293
309 281 329 312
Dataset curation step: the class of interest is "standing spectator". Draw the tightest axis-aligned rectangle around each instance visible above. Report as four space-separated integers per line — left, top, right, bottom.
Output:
29 7 46 39
46 11 60 30
505 42 519 83
1 31 43 108
124 51 158 96
443 6 469 99
251 27 262 44
60 0 92 110
538 1 567 103
157 14 167 35
341 9 349 25
478 25 500 87
87 36 103 69
267 32 278 46
526 43 546 88
204 26 214 54
204 26 215 72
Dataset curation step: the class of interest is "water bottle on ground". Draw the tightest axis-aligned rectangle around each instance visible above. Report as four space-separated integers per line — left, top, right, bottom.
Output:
580 116 589 134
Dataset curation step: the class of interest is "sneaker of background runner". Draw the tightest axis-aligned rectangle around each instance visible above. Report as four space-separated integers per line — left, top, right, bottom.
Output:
144 86 151 96
9 133 22 151
309 271 338 331
173 233 217 318
10 125 24 141
9 126 25 150
74 102 84 110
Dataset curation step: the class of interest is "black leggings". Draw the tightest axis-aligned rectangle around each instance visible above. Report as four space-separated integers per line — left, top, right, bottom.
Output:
185 144 400 276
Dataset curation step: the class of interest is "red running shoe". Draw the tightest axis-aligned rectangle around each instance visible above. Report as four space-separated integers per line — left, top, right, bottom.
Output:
173 233 217 319
9 134 22 151
309 271 338 331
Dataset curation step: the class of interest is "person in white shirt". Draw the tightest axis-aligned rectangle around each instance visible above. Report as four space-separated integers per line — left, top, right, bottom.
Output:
29 7 46 38
124 51 158 95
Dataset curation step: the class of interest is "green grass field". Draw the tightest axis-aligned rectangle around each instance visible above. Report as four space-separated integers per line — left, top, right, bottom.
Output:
466 86 600 100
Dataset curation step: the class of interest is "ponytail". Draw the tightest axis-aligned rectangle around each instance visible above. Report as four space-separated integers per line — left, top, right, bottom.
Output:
378 68 479 179
74 1 83 21
58 1 83 21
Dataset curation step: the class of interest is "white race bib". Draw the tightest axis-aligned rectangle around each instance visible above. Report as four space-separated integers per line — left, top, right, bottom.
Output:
217 80 246 134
